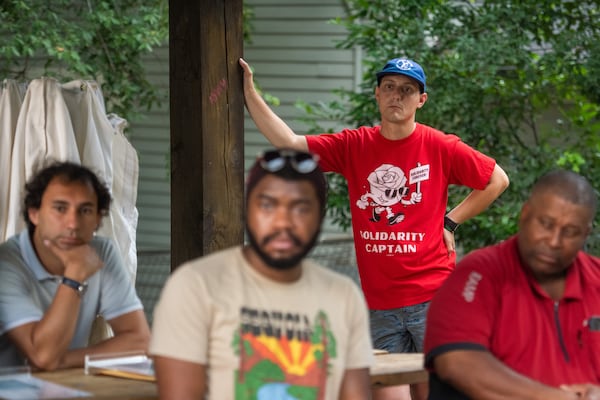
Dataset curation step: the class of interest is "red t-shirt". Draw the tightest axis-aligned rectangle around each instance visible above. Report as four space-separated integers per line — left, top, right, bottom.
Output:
425 236 600 396
306 123 496 309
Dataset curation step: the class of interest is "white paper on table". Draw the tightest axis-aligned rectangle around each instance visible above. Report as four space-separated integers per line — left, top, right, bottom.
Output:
84 351 155 381
0 373 91 399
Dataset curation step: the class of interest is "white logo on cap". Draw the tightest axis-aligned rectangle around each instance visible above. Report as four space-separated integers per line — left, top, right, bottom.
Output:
395 59 414 71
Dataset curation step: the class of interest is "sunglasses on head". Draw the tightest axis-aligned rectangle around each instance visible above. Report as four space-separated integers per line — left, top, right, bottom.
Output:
259 149 320 174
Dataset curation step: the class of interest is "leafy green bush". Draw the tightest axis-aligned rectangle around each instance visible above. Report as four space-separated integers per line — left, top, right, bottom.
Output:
0 0 168 121
299 0 600 254
1 1 257 122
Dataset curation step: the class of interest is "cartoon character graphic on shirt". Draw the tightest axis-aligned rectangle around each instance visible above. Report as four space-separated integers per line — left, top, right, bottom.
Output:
356 163 429 225
233 307 336 400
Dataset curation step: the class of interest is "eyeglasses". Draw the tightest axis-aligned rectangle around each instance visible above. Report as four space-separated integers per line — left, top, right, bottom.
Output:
259 149 320 174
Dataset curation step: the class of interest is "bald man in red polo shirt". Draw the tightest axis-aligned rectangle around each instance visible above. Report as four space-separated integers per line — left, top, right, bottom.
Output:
425 169 600 400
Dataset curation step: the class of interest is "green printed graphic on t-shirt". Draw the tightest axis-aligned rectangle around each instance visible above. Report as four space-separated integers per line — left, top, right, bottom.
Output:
232 307 337 400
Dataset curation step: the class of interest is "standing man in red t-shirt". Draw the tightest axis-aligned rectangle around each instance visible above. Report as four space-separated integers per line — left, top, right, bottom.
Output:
240 57 509 400
425 169 600 399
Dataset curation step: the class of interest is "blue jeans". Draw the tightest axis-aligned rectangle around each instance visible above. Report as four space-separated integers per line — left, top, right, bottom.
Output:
370 301 430 353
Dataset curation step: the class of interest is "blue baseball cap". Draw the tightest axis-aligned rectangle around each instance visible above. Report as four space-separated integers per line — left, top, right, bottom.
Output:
376 58 426 93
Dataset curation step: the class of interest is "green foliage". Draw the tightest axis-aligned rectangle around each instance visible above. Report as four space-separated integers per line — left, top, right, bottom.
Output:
3 0 255 181
302 0 600 254
0 0 168 121
242 3 255 44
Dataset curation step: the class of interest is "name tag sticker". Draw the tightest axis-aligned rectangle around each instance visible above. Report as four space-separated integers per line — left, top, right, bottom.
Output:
587 316 600 331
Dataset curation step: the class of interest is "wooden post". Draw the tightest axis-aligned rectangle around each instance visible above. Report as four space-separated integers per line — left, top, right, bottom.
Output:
169 0 245 270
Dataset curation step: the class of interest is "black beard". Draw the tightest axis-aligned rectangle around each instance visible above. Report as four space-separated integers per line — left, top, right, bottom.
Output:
245 227 320 270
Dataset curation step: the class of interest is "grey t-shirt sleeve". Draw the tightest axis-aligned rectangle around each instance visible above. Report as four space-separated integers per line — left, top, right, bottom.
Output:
0 238 45 335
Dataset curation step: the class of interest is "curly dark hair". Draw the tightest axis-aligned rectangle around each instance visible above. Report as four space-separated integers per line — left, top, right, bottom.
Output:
23 161 112 233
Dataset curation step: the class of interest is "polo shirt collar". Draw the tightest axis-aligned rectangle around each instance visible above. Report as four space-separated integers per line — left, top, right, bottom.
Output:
562 260 584 300
523 252 583 301
18 230 54 281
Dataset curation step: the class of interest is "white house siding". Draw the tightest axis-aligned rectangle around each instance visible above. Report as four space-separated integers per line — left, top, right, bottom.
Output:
242 0 358 238
127 0 356 252
127 46 171 251
243 0 356 163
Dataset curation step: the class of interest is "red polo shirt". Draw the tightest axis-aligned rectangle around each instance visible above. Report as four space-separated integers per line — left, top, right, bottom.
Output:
425 236 600 393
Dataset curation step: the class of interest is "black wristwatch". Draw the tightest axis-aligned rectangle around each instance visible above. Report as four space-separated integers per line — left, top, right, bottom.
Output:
444 215 460 233
61 277 88 296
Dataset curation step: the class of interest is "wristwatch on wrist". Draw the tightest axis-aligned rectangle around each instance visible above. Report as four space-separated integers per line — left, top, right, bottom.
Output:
61 277 88 296
444 215 460 233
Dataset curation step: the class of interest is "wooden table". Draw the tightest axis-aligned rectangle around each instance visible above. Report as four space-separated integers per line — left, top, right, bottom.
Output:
34 368 158 399
32 354 425 397
370 352 428 387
